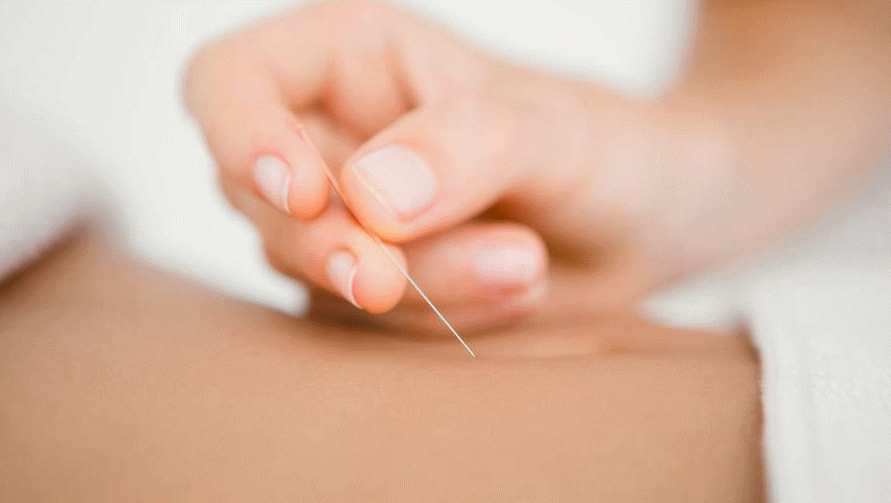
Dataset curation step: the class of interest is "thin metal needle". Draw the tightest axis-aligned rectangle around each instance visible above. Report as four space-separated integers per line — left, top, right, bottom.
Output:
373 236 476 357
313 148 475 357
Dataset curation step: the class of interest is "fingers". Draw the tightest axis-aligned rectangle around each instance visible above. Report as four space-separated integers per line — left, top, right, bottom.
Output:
309 288 547 334
182 1 635 319
232 188 407 314
226 113 396 312
236 176 549 317
180 3 384 221
399 221 547 304
337 87 586 244
180 5 340 216
182 1 491 224
183 43 331 220
298 110 364 168
337 100 517 241
310 221 549 330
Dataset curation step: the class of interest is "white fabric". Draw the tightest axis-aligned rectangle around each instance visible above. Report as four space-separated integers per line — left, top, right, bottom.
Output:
749 263 891 502
741 159 891 502
0 101 101 280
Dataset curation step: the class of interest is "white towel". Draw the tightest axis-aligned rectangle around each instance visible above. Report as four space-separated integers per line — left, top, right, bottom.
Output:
749 262 891 502
743 159 891 502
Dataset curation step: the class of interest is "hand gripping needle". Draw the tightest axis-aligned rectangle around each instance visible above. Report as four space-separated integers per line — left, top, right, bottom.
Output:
317 160 475 358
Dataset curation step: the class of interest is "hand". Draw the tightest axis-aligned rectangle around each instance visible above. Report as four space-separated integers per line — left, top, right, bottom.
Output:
182 1 706 332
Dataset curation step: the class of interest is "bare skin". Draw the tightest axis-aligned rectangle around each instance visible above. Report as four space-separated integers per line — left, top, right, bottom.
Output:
0 230 762 502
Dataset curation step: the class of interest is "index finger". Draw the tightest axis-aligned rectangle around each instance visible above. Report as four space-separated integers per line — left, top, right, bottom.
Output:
181 2 487 218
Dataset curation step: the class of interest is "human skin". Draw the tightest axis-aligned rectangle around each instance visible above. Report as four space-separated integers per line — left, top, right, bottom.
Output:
182 0 891 331
0 230 762 502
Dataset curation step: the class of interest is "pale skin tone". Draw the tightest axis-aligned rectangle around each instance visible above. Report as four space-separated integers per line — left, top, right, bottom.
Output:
0 230 762 502
182 0 891 331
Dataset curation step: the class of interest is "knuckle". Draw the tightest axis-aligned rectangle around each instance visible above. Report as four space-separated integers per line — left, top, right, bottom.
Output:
319 0 397 20
441 96 497 131
306 0 405 35
262 242 292 276
181 38 227 94
381 227 414 243
180 37 249 121
180 36 255 109
439 96 515 156
184 40 219 75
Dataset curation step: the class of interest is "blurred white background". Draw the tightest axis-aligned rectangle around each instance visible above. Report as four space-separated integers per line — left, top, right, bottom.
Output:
1 0 705 315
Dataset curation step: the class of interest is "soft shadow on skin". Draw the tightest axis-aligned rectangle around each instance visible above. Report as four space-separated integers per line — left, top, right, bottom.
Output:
0 226 754 366
304 259 754 361
298 295 753 362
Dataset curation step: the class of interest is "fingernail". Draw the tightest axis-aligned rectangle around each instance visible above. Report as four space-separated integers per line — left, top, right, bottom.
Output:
252 155 291 214
352 145 437 220
326 250 360 308
473 246 539 287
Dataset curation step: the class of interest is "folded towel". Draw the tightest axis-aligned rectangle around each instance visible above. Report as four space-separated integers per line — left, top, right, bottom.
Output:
748 261 891 502
743 158 891 502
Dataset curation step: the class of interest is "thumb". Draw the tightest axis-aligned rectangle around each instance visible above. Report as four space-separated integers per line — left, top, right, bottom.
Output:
338 93 580 243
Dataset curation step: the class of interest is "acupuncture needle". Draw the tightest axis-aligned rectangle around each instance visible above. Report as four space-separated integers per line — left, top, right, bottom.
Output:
307 138 475 357
372 236 476 358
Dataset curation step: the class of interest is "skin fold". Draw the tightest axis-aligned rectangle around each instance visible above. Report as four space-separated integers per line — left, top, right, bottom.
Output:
0 230 762 502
